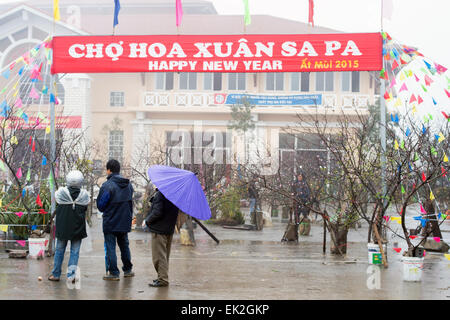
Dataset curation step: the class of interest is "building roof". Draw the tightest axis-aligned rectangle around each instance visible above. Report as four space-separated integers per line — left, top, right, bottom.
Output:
0 0 341 36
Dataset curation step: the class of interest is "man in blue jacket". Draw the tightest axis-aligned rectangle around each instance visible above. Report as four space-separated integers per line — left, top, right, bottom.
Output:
97 159 135 281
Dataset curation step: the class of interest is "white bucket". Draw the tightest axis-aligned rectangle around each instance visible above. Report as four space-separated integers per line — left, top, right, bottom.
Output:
367 243 385 265
28 238 47 259
401 256 424 282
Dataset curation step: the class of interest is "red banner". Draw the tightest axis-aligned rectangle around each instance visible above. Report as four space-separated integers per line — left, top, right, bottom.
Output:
51 33 382 74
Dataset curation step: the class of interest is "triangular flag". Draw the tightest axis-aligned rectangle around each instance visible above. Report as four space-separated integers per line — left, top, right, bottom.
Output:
393 248 402 253
53 0 60 21
405 128 411 137
399 72 405 81
444 254 450 260
438 132 445 143
430 190 435 201
431 146 437 156
383 91 390 100
414 152 419 162
400 140 405 150
409 94 416 103
399 83 408 92
441 166 447 177
15 212 23 218
42 156 47 166
26 168 31 181
389 77 396 88
36 194 43 207
45 126 51 134
0 224 8 232
418 95 424 104
433 237 440 242
10 136 18 145
1 69 10 79
394 140 399 150
424 74 433 86
42 86 48 95
414 74 420 82
401 185 405 194
445 89 450 98
442 111 450 119
16 240 26 247
444 153 448 162
391 59 399 70
32 140 36 152
16 168 22 179
412 105 417 114
421 84 428 92
420 204 426 214
29 86 40 100
409 235 417 240
394 98 402 107
422 172 426 182
435 63 448 74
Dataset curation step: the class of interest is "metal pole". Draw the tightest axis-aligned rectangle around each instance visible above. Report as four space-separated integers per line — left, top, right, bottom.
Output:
380 78 387 208
48 72 56 255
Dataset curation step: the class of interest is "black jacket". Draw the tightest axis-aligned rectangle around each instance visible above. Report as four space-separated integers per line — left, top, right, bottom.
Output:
55 187 87 241
97 173 134 234
145 190 179 235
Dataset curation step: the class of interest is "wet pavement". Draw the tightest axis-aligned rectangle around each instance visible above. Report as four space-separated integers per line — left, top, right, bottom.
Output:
1 204 450 300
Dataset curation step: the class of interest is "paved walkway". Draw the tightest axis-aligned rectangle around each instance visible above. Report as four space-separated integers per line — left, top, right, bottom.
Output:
1 205 450 300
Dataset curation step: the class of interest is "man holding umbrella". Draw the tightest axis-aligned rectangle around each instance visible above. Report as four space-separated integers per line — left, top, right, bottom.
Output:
145 165 216 287
144 188 179 287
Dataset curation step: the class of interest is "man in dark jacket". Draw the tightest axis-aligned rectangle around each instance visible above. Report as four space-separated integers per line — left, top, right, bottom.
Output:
145 188 179 287
48 170 90 282
97 159 134 281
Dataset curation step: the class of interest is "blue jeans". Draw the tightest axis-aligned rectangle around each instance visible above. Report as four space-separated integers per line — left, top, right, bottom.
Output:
51 238 82 278
104 232 133 276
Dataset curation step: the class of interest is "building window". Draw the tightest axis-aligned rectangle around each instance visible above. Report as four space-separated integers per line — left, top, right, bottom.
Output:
228 73 246 90
266 73 284 91
341 71 360 92
291 72 310 92
155 72 174 90
279 133 328 175
110 91 124 107
179 72 197 90
315 72 334 91
203 73 222 91
109 130 123 162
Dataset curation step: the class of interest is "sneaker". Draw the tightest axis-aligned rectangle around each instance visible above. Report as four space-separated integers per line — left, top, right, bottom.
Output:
103 274 120 281
124 271 135 278
148 280 168 287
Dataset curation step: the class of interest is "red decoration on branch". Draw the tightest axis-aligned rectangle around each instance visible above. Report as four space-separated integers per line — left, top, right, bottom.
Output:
36 194 43 207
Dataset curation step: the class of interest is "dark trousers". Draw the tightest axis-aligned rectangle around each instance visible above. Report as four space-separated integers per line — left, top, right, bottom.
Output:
104 232 133 276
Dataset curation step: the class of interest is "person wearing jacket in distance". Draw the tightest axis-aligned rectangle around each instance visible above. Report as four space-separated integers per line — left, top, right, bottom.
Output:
48 170 90 282
97 159 135 281
144 188 179 287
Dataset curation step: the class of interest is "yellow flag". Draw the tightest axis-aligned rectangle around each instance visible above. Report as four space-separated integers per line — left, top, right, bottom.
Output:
430 190 435 201
53 0 60 21
45 126 51 134
0 224 8 232
394 140 399 150
13 89 18 97
444 254 450 261
0 199 2 207
444 153 448 162
399 72 405 81
394 98 402 107
10 136 18 145
412 104 417 114
438 132 445 143
390 217 402 224
12 80 19 90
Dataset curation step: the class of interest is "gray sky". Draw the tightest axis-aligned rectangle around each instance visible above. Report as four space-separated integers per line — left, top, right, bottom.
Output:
212 0 450 68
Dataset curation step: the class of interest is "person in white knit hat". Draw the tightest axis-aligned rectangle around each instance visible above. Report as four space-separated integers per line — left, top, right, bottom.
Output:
48 170 90 282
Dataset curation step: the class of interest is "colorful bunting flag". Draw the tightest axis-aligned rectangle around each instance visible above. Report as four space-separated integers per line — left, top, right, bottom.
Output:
36 194 43 207
430 190 435 201
399 83 408 92
53 0 60 21
417 95 424 104
0 224 8 232
42 156 47 166
114 0 121 27
409 94 416 103
16 240 26 247
15 212 23 218
424 74 433 86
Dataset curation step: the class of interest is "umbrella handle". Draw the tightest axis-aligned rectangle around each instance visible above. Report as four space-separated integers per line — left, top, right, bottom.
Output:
192 217 220 244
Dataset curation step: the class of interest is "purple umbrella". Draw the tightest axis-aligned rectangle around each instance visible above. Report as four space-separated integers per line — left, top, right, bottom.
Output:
147 165 211 220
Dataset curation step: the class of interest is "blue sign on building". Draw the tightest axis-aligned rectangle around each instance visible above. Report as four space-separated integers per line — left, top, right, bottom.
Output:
223 94 322 106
